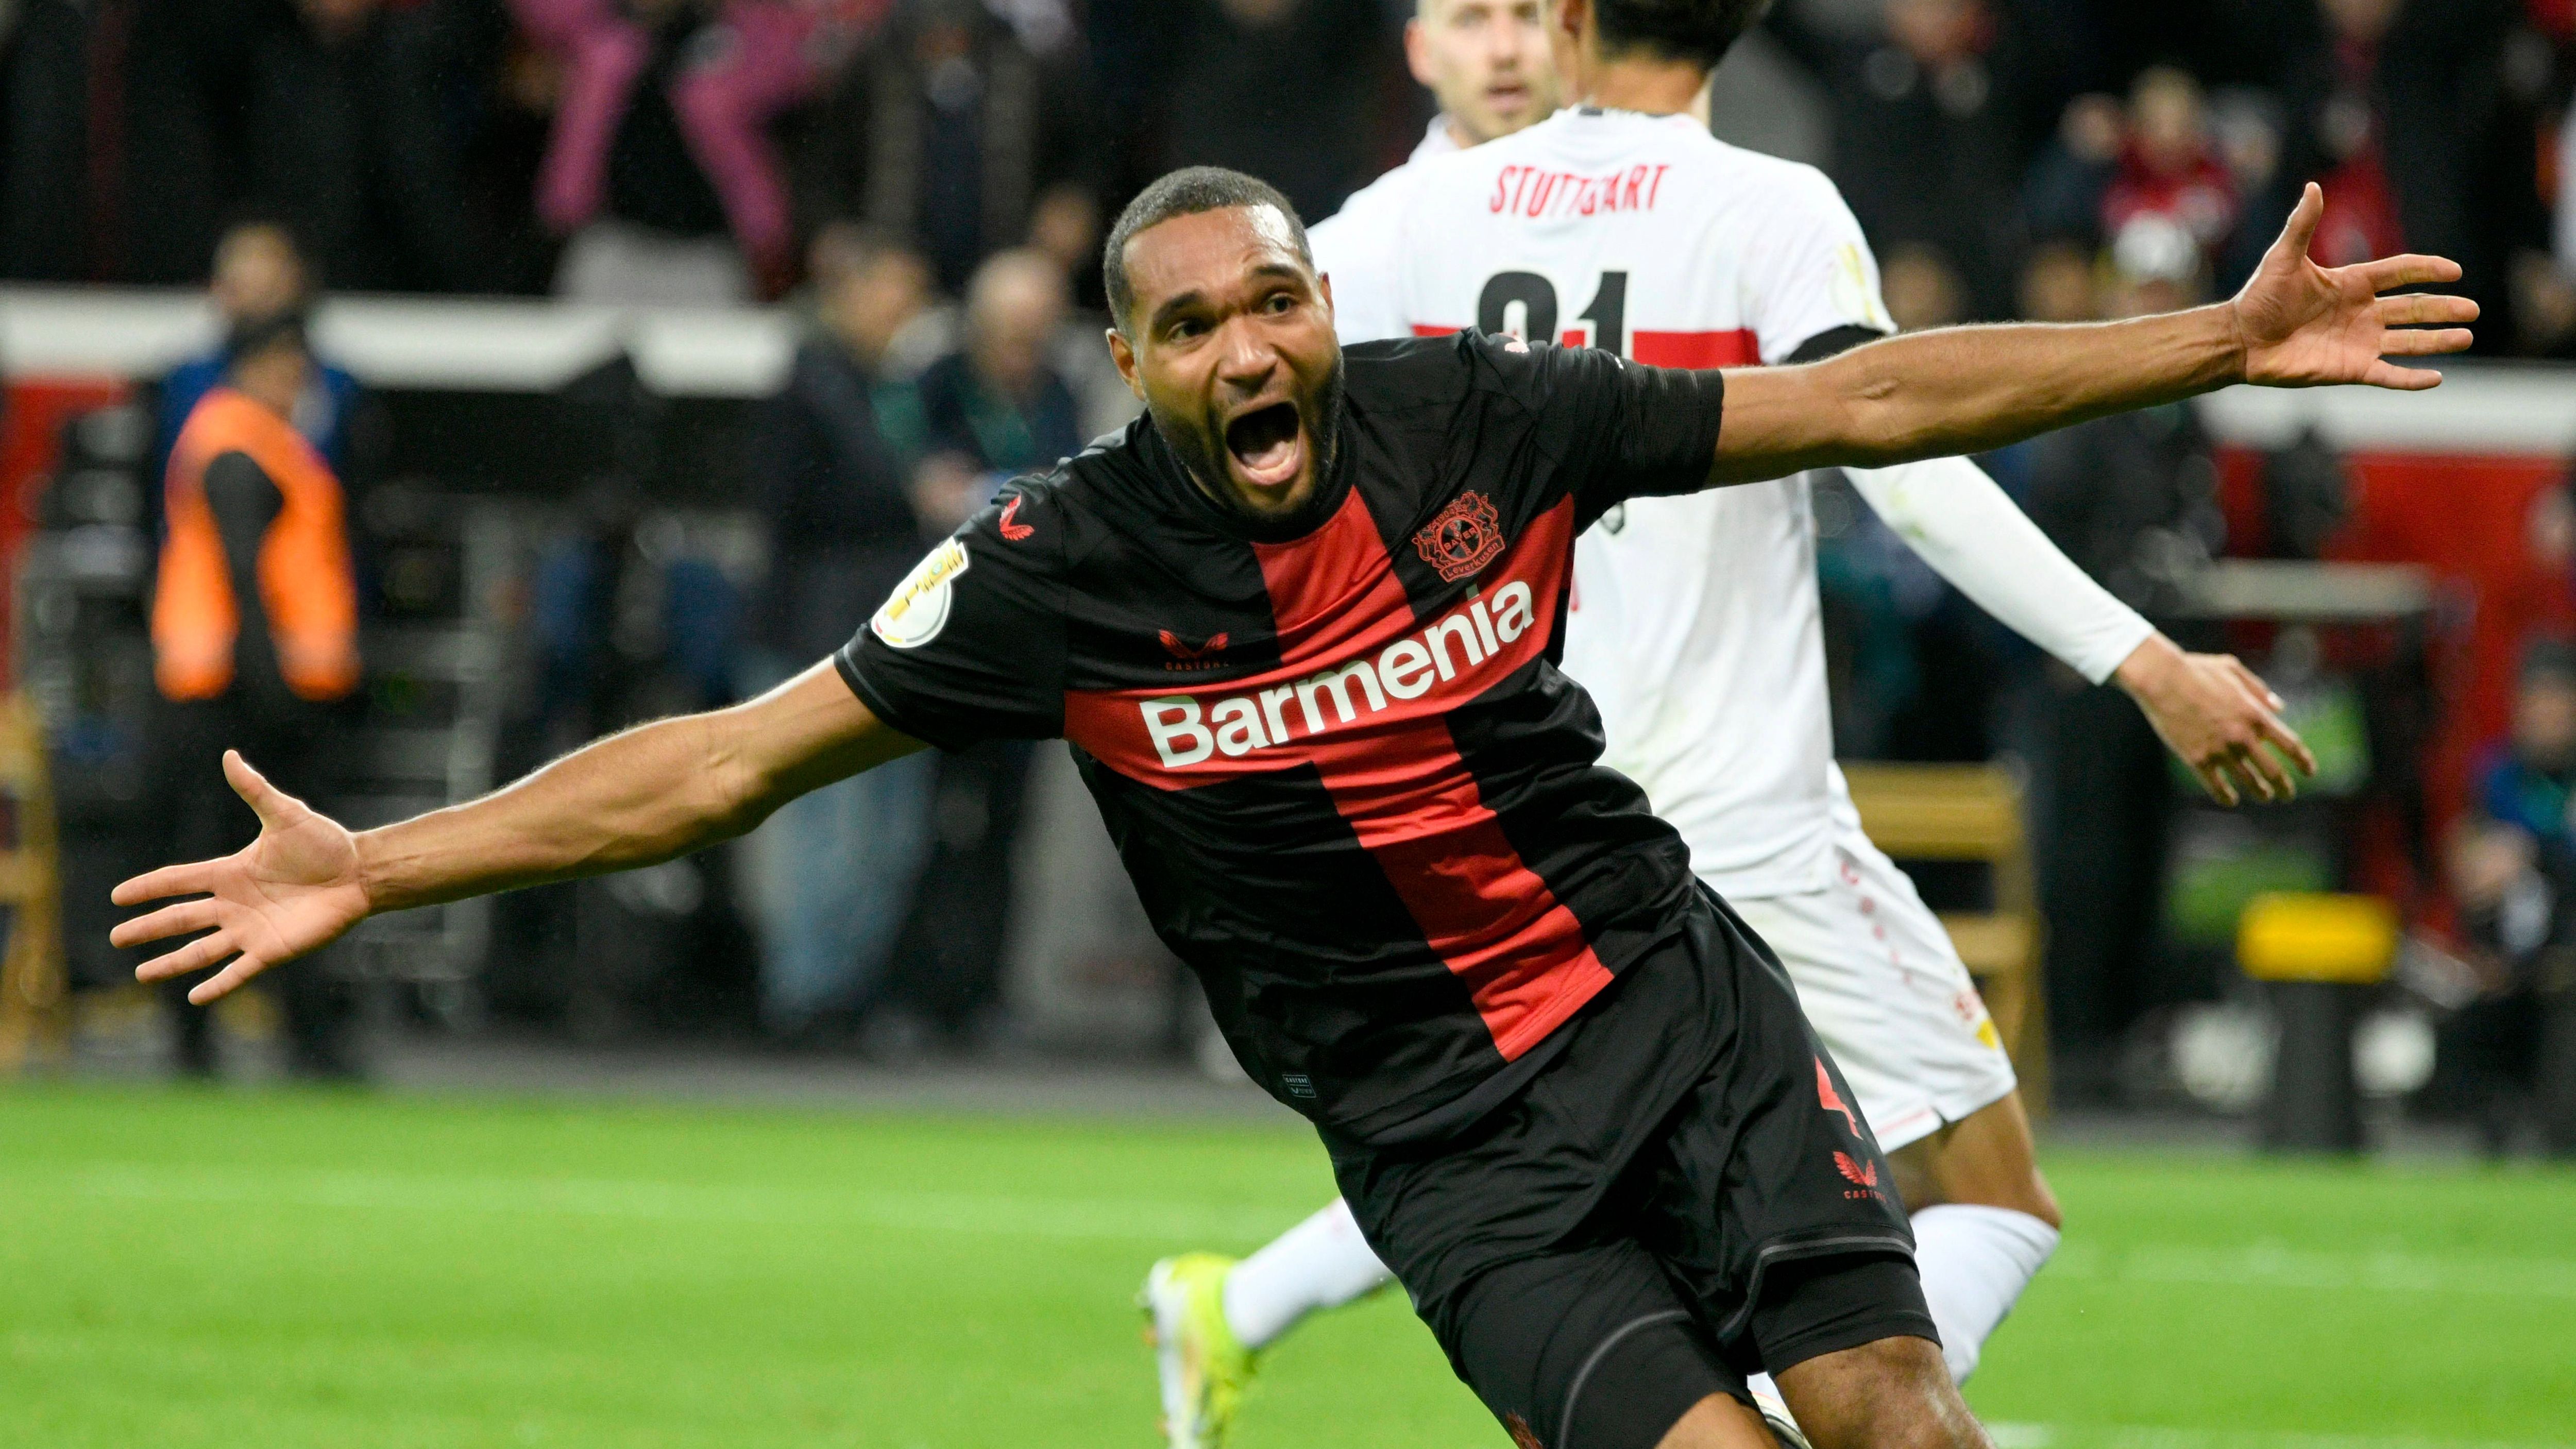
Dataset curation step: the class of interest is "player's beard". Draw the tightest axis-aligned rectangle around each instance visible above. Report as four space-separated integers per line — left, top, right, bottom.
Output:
1163 352 1346 529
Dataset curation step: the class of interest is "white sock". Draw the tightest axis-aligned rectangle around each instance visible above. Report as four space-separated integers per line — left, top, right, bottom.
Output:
1909 1203 2060 1384
1222 1198 1396 1351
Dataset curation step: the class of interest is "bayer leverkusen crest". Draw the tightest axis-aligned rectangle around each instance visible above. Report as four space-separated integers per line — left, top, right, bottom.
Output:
1414 491 1504 583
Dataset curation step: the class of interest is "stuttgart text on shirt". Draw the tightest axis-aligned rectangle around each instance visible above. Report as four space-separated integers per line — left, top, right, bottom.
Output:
1488 163 1671 220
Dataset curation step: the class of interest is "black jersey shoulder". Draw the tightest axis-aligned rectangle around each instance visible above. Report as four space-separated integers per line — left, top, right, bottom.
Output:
1014 420 1157 557
1341 331 1568 420
1341 333 1485 413
1342 329 1710 535
1027 414 1298 691
1343 329 1647 438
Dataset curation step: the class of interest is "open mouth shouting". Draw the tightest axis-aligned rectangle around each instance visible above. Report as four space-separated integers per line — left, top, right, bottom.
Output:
1223 397 1308 496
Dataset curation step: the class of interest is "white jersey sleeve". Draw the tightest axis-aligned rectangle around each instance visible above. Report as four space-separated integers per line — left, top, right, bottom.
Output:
1733 164 1894 365
1731 168 2156 683
1845 455 2155 684
1310 168 1420 345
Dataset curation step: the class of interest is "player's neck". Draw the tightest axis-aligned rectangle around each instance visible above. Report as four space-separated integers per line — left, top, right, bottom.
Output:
1580 58 1711 126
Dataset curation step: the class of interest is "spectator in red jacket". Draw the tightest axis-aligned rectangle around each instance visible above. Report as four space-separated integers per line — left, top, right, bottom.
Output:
2100 67 2239 269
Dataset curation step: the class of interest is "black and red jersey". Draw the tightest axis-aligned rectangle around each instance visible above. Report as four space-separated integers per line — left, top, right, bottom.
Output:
839 332 1728 1145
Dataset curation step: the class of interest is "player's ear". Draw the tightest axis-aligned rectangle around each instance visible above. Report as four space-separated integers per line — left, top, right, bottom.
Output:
1318 271 1336 319
1402 16 1436 89
1555 0 1588 46
1107 325 1144 400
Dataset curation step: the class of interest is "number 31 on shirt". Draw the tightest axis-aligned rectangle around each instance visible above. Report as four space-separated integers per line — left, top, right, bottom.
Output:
1472 270 1756 371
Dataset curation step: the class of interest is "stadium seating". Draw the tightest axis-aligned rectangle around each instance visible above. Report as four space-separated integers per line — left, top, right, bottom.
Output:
0 693 69 1069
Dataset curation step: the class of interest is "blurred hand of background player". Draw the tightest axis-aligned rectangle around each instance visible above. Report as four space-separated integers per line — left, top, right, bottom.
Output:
2115 635 2318 806
2231 182 2478 392
109 750 370 1004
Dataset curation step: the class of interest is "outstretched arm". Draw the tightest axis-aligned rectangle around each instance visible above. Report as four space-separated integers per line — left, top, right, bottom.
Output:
1710 185 2476 484
111 662 919 1002
1846 455 2315 804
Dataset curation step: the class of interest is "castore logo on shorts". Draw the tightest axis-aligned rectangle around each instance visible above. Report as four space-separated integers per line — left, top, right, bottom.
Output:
1818 1058 1890 1204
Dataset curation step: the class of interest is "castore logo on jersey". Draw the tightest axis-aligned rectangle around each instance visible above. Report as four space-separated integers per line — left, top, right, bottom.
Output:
997 495 1034 541
1159 631 1230 671
1817 1058 1862 1137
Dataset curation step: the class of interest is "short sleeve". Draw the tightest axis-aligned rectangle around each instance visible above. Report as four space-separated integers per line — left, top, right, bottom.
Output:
835 485 1067 749
1311 174 1415 345
1738 165 1894 366
1464 333 1728 518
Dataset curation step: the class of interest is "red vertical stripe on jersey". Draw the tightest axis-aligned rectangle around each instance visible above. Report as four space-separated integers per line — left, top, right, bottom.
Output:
1629 329 1761 369
1251 491 1611 1061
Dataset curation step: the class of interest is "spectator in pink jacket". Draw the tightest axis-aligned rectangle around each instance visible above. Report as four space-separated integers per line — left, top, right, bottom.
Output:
513 0 870 301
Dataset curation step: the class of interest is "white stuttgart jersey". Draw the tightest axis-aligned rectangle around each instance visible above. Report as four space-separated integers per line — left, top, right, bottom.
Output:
1309 116 1458 347
1343 107 1897 898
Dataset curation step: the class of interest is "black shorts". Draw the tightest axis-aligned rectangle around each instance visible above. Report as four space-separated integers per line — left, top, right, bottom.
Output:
1325 888 1938 1449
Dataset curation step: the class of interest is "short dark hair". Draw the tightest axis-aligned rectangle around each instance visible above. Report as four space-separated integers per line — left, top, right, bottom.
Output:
1595 0 1775 71
1103 166 1311 334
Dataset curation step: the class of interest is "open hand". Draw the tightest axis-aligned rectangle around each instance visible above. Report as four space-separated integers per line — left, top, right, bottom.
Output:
2231 183 2477 391
110 751 371 1003
2114 636 2318 806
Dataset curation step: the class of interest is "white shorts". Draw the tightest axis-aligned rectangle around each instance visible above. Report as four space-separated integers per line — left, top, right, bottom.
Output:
1726 824 2018 1153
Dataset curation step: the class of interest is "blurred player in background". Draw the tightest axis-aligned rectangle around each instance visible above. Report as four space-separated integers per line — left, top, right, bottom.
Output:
156 223 364 484
1142 3 2320 1444
151 313 364 1080
1308 0 1565 358
1404 0 1560 157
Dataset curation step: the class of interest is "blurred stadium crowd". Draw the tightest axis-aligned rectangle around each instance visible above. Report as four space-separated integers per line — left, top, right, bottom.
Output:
0 0 2568 345
6 0 2575 1152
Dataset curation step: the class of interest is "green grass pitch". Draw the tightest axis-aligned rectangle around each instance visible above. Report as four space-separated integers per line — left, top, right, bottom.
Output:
2 1085 2570 1448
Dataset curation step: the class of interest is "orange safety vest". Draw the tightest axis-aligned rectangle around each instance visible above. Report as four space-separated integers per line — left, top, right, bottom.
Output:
152 386 360 703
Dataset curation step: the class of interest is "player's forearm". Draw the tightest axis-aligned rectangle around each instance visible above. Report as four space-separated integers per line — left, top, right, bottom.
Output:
1715 305 2243 481
1839 305 2244 463
1846 455 2153 684
353 709 770 914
